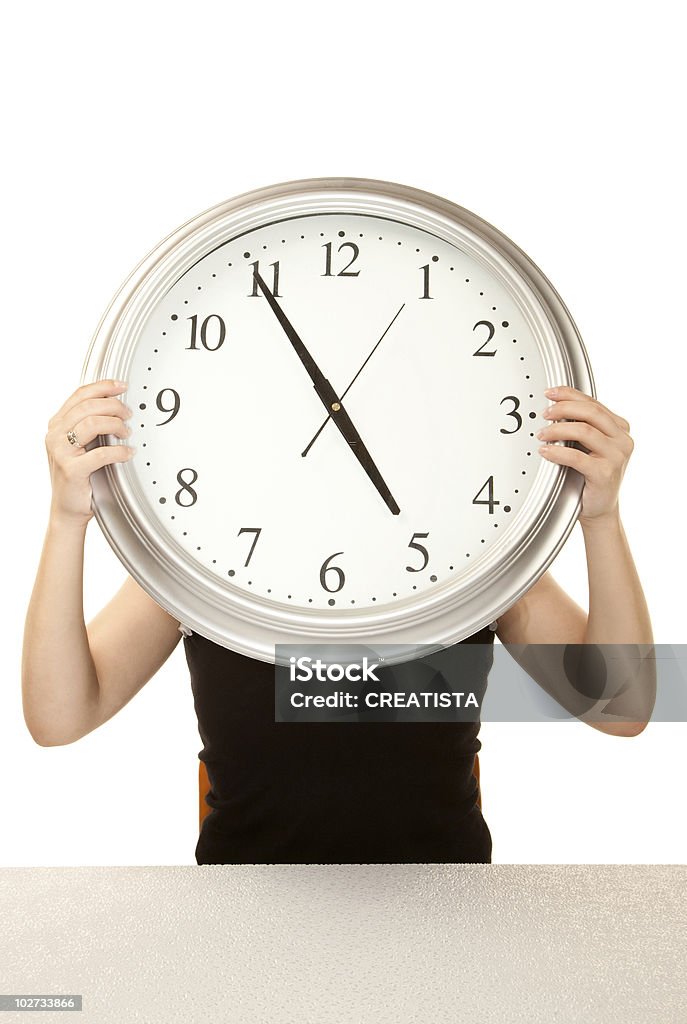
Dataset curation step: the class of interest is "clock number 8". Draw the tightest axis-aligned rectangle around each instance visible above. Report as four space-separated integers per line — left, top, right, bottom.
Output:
175 468 199 507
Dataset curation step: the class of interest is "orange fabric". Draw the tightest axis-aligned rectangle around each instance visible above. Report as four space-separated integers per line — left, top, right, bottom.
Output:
199 753 482 829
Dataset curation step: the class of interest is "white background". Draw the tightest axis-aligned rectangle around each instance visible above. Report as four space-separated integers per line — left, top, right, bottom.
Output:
2 0 685 865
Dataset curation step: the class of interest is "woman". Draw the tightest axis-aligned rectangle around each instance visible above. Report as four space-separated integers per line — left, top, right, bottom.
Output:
22 379 654 864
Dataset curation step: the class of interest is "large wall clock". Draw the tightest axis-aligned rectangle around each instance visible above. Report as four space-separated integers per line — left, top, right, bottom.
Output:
81 176 594 665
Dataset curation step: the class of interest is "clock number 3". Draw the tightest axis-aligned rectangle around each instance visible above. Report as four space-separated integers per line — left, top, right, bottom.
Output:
499 395 522 434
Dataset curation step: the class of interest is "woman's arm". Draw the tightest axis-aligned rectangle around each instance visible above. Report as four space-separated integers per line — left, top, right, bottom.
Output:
496 386 656 736
22 379 181 746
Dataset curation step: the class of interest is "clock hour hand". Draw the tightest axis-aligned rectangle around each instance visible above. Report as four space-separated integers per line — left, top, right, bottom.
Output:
301 302 405 457
253 269 401 515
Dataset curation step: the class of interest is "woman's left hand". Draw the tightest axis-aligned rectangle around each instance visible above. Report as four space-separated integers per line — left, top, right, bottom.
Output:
537 385 634 526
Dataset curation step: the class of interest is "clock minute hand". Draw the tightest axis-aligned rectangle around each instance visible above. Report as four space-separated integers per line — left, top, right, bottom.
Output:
253 269 400 516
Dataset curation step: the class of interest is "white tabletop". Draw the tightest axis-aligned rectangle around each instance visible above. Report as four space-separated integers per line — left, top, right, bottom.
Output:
1 865 685 1022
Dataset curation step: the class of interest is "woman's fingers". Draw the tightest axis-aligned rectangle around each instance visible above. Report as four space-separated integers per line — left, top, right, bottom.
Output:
48 379 128 428
545 386 630 434
61 414 132 450
45 380 135 527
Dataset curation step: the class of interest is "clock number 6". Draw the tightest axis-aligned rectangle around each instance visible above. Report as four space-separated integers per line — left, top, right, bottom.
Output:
406 532 430 572
473 476 500 514
320 551 346 593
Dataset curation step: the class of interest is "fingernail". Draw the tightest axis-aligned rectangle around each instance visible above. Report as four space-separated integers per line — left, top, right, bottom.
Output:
544 387 558 396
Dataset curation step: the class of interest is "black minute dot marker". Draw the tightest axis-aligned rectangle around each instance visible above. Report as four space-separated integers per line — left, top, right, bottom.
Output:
159 497 166 504
243 252 250 258
171 314 178 321
432 255 439 262
328 599 335 606
338 230 345 237
139 403 146 410
228 570 235 577
504 505 512 512
502 321 509 328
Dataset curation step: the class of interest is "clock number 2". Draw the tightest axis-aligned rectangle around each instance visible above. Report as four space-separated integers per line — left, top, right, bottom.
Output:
320 551 346 593
472 321 497 357
472 476 500 514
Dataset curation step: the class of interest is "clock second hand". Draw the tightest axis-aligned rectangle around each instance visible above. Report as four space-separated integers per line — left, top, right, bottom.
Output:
253 270 401 515
301 302 406 458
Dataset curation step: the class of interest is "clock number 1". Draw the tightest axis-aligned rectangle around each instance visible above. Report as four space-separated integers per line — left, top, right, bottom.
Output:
472 476 500 514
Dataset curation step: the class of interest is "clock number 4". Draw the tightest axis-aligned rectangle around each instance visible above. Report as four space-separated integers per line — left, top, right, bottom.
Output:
473 476 500 514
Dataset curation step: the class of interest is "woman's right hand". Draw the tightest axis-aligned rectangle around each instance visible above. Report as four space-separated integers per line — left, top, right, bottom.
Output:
45 379 135 528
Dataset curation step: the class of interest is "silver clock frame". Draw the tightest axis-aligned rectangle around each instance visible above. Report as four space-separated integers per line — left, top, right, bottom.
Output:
81 176 595 666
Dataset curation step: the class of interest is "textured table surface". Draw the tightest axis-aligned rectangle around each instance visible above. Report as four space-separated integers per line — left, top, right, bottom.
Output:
1 865 685 1023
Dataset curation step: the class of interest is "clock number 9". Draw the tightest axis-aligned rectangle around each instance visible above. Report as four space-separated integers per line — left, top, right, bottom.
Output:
406 532 430 572
156 388 180 426
499 396 522 434
320 551 346 593
186 314 226 351
473 476 500 514
175 468 199 507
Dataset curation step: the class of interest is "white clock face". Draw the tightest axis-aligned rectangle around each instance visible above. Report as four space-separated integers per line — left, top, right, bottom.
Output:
124 211 549 613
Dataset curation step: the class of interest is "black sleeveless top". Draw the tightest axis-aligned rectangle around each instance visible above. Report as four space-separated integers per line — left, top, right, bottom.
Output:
182 624 497 864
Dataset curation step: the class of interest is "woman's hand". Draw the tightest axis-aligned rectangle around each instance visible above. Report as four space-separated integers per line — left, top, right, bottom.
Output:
536 385 634 526
45 379 135 528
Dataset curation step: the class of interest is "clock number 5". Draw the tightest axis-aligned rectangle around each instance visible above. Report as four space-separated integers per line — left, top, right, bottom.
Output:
472 476 500 514
406 532 430 572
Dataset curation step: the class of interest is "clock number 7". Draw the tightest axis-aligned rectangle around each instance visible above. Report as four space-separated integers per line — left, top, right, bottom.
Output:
237 527 262 567
472 476 500 514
